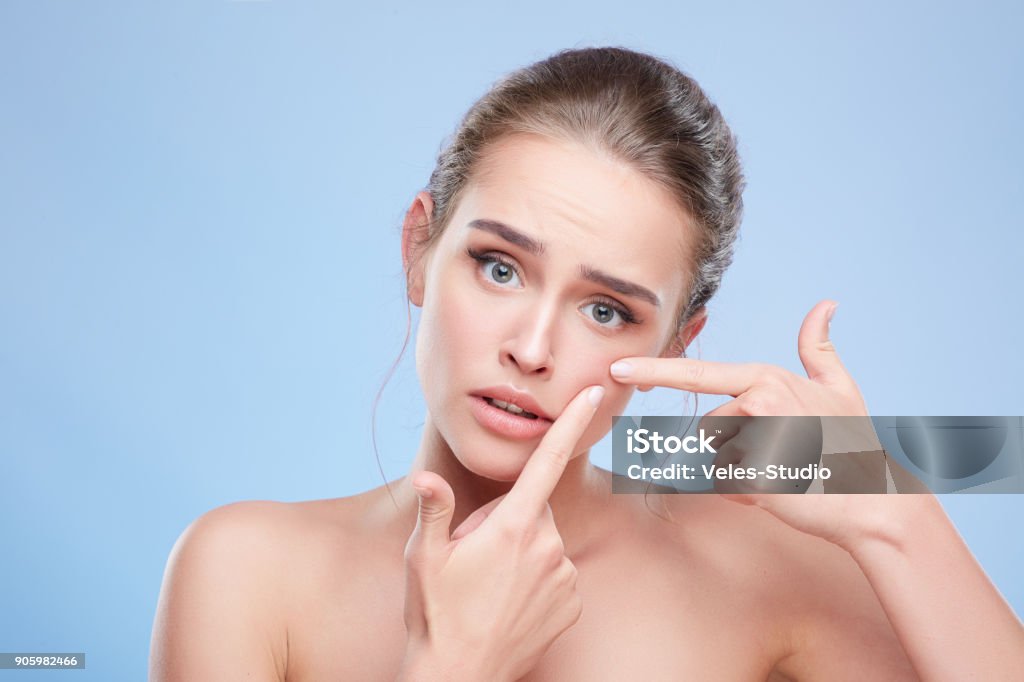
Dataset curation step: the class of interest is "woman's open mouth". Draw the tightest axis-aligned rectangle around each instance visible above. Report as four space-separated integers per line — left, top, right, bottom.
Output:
470 396 553 440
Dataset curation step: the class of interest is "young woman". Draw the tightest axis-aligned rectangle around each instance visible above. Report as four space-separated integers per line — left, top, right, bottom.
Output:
149 47 1024 681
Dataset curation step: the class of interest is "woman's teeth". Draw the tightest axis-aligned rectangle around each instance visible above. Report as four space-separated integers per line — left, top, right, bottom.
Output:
485 397 539 419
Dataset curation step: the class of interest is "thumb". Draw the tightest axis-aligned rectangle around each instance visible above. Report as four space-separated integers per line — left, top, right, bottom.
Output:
408 470 456 554
797 300 849 385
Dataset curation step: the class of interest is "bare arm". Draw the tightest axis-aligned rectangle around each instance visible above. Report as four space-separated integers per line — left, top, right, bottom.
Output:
149 502 289 682
846 494 1024 681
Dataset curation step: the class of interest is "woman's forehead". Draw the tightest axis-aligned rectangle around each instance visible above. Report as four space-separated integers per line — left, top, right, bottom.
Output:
452 133 695 288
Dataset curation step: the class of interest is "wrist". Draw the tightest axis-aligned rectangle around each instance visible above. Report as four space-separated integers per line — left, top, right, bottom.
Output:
398 638 504 682
843 493 942 559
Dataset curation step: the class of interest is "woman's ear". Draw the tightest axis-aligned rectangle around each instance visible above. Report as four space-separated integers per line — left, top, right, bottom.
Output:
637 307 709 392
674 307 708 356
402 191 436 307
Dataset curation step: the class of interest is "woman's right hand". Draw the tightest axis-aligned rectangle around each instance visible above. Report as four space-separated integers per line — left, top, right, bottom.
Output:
398 385 606 682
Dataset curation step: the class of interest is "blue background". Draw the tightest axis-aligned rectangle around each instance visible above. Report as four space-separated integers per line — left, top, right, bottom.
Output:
1 1 1021 679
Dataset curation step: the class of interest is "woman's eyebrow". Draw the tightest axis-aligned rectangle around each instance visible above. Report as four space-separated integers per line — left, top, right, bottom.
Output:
467 218 662 308
468 218 546 256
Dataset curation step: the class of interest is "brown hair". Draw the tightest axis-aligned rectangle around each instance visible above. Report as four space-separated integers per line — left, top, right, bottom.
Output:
371 46 746 501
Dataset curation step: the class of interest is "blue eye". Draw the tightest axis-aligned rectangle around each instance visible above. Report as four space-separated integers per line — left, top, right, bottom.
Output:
467 248 522 288
486 259 518 285
581 301 635 328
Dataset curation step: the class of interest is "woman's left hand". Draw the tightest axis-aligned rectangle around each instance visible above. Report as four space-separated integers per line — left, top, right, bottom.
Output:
608 299 912 552
611 299 866 419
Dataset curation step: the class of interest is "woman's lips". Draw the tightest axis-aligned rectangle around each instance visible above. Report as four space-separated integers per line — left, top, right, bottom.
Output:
470 395 553 440
470 388 552 420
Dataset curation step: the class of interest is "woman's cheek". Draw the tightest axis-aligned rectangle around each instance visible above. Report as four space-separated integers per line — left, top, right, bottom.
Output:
565 349 634 453
437 281 482 353
459 274 500 331
569 346 625 393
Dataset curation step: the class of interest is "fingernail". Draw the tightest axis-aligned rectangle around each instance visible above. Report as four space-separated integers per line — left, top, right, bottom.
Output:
827 303 839 322
610 361 633 377
413 485 433 499
588 386 605 407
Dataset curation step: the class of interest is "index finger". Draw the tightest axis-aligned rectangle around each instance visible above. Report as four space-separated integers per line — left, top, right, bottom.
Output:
611 357 762 397
498 385 604 516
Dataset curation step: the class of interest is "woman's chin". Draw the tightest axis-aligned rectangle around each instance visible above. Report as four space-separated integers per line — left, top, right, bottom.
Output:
454 449 531 483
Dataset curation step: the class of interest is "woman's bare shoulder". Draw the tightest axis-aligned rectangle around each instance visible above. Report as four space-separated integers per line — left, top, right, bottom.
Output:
176 493 371 556
152 500 299 681
203 485 402 565
157 496 366 613
151 492 395 681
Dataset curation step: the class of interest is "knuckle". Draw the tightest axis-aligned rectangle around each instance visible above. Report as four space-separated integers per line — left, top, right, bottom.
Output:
403 541 428 568
737 393 762 416
536 446 570 472
537 536 565 565
759 395 779 415
745 388 783 415
739 396 763 415
816 338 838 353
568 593 584 624
757 364 786 386
498 517 530 543
417 505 449 523
563 560 579 587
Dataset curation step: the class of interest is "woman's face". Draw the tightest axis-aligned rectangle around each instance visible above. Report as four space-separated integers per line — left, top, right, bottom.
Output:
407 133 704 481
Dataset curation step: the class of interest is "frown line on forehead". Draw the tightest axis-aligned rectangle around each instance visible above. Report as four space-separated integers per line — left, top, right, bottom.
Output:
467 218 662 309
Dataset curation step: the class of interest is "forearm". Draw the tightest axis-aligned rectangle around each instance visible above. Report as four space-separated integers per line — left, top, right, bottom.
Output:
847 494 1024 680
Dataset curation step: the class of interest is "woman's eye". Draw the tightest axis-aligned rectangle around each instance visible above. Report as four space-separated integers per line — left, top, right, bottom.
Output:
581 302 626 328
480 257 521 287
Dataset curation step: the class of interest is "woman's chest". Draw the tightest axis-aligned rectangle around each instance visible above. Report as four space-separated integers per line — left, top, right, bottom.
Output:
284 542 788 681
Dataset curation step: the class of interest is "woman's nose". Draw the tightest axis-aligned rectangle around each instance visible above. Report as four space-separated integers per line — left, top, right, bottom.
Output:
500 303 557 376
